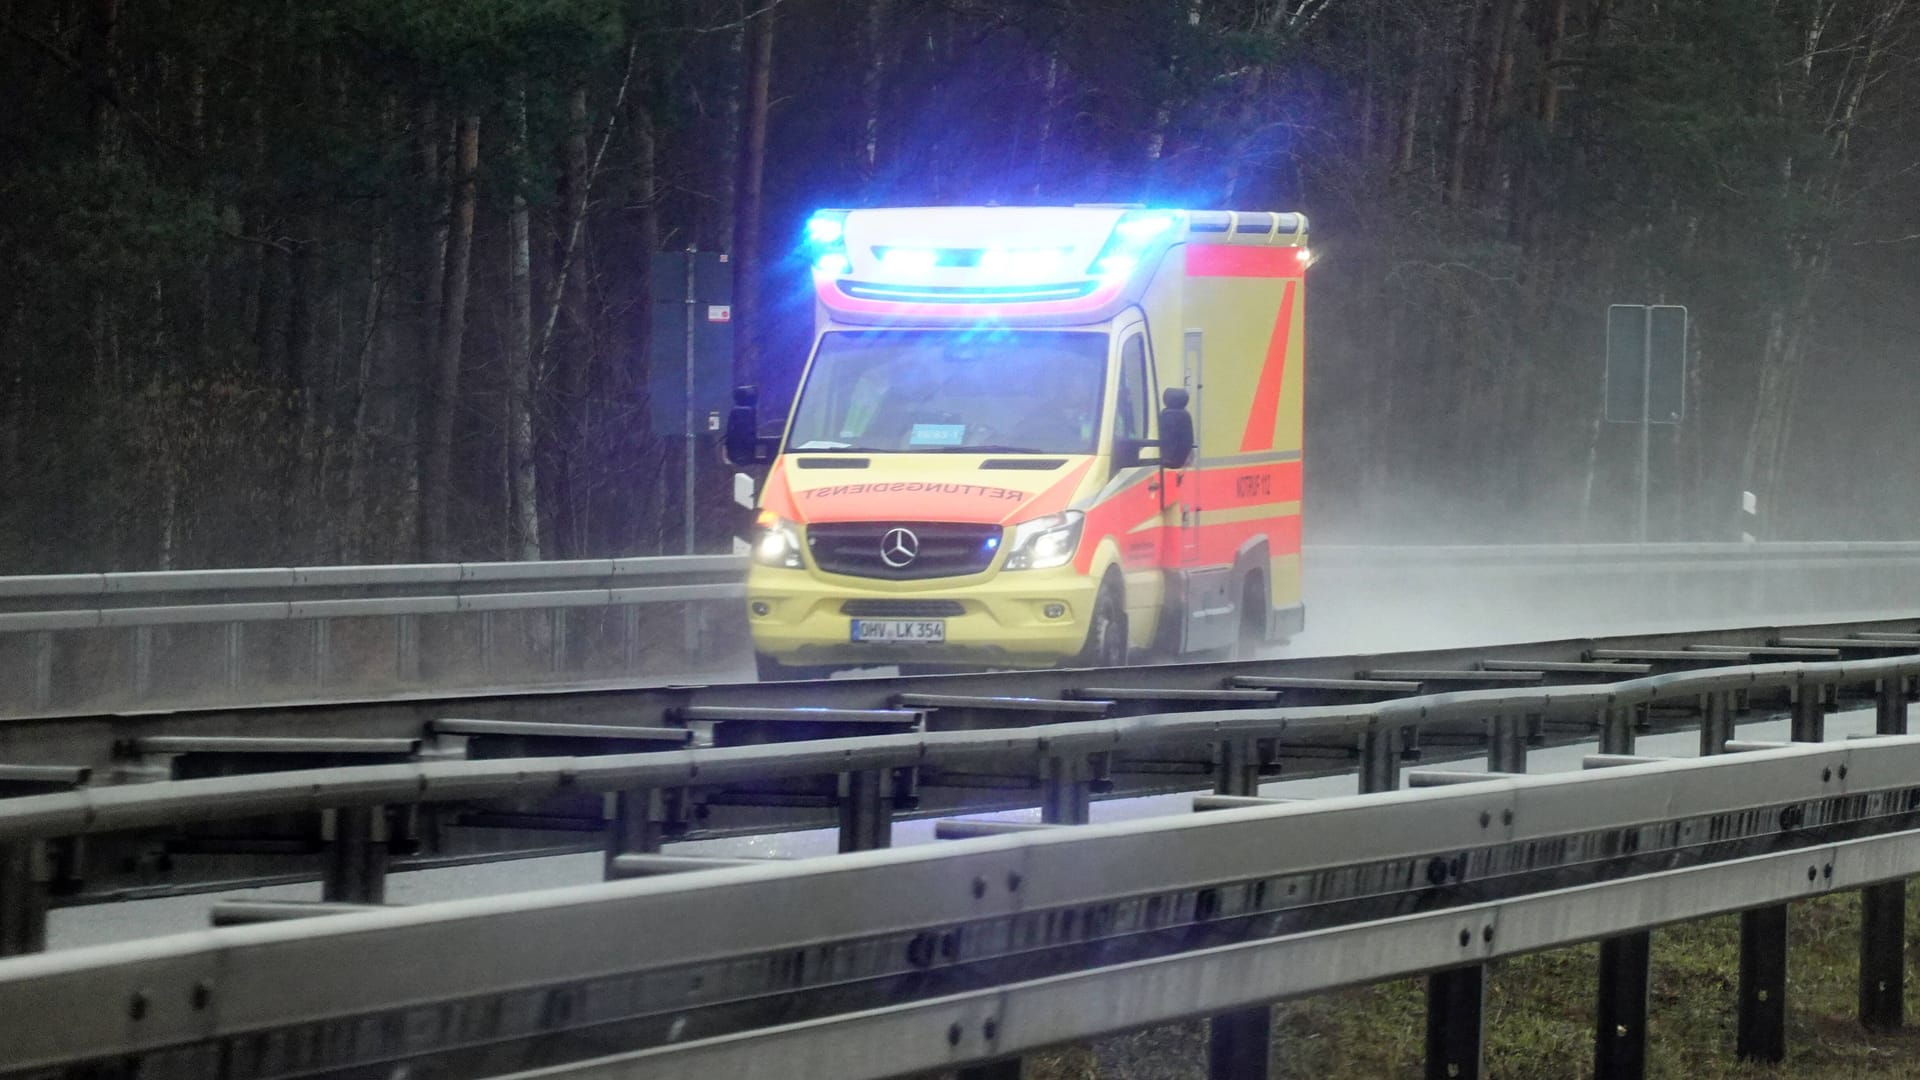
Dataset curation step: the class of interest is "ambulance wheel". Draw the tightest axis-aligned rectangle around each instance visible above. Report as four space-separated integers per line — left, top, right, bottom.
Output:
1077 578 1129 669
754 652 835 682
1235 573 1269 659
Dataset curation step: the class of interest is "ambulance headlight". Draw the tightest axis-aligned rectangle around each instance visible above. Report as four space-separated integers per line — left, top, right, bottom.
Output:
1005 511 1085 571
752 513 805 569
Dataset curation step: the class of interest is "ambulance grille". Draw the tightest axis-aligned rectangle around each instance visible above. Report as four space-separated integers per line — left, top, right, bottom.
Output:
807 522 1003 580
840 600 966 617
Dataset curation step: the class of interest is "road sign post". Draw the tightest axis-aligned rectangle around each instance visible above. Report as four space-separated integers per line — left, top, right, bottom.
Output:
1604 304 1688 542
649 250 733 555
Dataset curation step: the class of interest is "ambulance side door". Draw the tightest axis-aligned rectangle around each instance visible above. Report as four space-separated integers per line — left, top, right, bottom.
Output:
1111 326 1170 596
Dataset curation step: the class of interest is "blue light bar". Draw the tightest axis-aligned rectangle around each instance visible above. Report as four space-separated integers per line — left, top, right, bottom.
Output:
805 210 851 277
1088 209 1184 280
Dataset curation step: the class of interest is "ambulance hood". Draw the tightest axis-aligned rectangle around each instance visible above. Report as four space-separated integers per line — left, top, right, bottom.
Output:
762 454 1094 526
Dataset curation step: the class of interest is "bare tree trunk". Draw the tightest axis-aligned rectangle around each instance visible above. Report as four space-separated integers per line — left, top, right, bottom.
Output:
84 0 119 162
1478 0 1527 209
1538 0 1570 130
1396 30 1424 176
1031 51 1061 198
506 83 541 560
858 0 893 176
342 237 385 562
552 84 594 557
419 112 479 561
732 1 774 390
1445 0 1488 205
1146 0 1204 164
399 100 448 560
618 98 663 555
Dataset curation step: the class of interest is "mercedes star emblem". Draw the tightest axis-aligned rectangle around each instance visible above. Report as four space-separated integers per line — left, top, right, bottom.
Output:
880 527 920 568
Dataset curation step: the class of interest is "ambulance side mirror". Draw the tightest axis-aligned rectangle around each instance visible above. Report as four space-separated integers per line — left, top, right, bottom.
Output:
724 385 768 466
1158 388 1194 469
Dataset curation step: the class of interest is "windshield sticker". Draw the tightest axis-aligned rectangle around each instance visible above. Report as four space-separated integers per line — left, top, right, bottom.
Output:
802 482 1025 501
909 423 966 446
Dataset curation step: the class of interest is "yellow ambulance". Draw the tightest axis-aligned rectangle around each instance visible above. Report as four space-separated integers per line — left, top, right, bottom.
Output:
726 205 1306 679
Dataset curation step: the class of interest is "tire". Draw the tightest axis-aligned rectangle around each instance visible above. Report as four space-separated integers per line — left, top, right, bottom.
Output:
1235 573 1269 660
754 652 836 682
1075 577 1129 669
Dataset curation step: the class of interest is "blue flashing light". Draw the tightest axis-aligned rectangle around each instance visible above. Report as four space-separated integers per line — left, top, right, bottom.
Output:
984 535 1000 551
804 209 851 276
1088 208 1184 281
1115 212 1177 242
980 247 1070 278
806 213 845 245
879 247 938 275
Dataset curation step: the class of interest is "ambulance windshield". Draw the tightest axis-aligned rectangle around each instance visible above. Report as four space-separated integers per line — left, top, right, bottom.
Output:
787 330 1109 454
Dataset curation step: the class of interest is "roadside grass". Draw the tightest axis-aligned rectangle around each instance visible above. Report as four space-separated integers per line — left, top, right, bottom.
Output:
1015 881 1920 1078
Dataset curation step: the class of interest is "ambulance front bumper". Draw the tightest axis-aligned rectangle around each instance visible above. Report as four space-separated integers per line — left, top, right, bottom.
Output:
746 564 1098 668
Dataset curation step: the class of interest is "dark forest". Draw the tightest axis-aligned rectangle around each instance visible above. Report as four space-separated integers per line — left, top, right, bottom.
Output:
3 0 1917 572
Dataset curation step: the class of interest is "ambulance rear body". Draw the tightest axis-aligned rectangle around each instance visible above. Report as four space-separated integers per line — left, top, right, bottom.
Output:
743 205 1306 678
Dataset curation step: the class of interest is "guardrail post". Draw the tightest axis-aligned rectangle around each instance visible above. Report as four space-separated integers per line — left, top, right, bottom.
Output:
1209 736 1272 1080
1360 726 1402 794
1488 717 1528 774
1426 963 1484 1080
0 839 49 956
223 622 246 694
1700 692 1734 756
1042 756 1091 826
838 770 891 852
131 625 154 699
1790 684 1824 742
1877 677 1910 735
1599 705 1635 756
606 790 668 876
27 631 54 712
1731 694 1802 1063
1594 925 1651 1079
1591 703 1652 1078
1737 903 1788 1061
322 806 388 904
549 609 568 674
623 606 643 672
311 620 331 690
1859 676 1910 1032
480 611 497 677
1859 879 1905 1032
1214 737 1260 798
395 615 420 682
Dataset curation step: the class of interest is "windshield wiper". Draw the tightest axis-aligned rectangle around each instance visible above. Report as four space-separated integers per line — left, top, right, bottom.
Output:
932 445 1054 454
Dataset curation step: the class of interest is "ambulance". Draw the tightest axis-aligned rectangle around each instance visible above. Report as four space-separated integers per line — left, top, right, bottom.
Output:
725 205 1307 679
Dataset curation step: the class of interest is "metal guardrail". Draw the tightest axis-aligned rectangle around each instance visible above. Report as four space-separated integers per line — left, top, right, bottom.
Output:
0 556 748 714
0 619 1912 899
7 542 1920 715
0 648 1909 843
0 555 747 604
1 728 1915 1080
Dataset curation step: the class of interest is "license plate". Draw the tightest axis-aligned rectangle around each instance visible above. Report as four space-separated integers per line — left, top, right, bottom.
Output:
850 619 947 644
